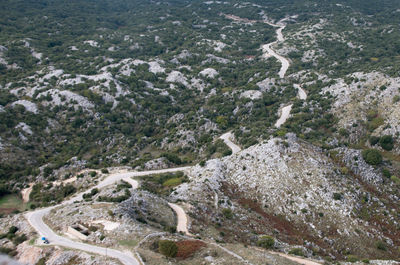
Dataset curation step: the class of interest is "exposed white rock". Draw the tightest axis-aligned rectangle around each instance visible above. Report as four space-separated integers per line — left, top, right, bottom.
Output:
322 71 400 138
148 61 165 74
202 54 230 65
256 77 276 91
38 89 94 110
31 51 42 60
336 147 383 184
173 135 368 237
42 69 64 81
190 78 206 92
199 68 218 78
16 122 33 135
11 100 38 114
240 90 262 100
166 71 189 87
177 50 193 59
84 40 99 47
212 40 227 52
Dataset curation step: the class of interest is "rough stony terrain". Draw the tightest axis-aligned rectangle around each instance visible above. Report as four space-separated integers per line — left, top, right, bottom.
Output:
172 134 400 260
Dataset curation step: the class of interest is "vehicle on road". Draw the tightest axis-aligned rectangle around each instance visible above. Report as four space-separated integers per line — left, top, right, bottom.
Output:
42 237 50 244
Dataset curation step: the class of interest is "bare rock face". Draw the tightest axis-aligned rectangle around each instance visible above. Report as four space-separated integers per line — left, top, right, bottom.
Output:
142 157 172 170
172 134 397 258
119 191 176 231
0 254 24 265
334 147 383 184
16 242 44 265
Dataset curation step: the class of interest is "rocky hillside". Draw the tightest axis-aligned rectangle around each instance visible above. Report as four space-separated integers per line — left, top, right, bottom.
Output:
172 134 399 260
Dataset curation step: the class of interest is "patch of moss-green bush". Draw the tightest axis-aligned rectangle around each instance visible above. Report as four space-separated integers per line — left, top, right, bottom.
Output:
362 149 382 165
158 240 178 258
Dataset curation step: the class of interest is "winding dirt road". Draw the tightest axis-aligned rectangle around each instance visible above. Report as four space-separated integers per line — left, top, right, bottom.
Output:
220 131 241 154
262 20 308 127
167 203 193 236
261 22 289 78
25 167 190 265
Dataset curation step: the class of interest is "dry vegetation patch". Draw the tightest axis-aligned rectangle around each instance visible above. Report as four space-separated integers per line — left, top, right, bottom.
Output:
176 240 207 259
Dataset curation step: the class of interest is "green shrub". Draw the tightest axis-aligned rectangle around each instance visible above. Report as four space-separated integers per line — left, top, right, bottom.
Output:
379 135 394 151
362 149 382 165
90 171 97 177
162 178 182 187
333 193 342 200
8 226 18 234
391 175 400 184
222 208 233 219
375 241 387 251
199 160 206 167
382 168 391 178
346 255 359 262
369 136 380 146
367 117 384 132
289 248 304 256
257 235 275 249
13 234 27 245
101 169 109 174
36 258 46 265
339 128 349 136
161 153 182 165
158 240 178 257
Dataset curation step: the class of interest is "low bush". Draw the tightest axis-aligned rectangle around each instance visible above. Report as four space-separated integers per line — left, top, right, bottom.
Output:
257 235 275 249
379 135 394 151
362 149 382 165
162 178 182 187
369 136 380 145
382 168 391 178
333 193 342 200
346 255 359 262
375 241 387 251
391 175 400 184
222 208 233 219
289 248 304 256
158 240 178 258
161 153 182 165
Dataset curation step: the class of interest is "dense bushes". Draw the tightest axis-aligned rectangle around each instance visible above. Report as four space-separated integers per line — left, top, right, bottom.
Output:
158 240 178 257
29 183 77 207
222 208 233 219
257 235 275 249
361 149 382 165
161 153 182 165
289 248 304 256
139 171 187 195
379 135 394 151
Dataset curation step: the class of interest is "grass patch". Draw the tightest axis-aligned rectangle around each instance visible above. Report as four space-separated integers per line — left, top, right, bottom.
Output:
118 239 139 248
162 177 182 187
0 194 26 214
138 171 188 195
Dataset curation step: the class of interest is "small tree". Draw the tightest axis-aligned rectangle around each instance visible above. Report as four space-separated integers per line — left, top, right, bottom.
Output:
222 208 233 219
158 240 178 257
362 149 382 165
379 135 394 151
369 136 380 146
257 235 275 249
